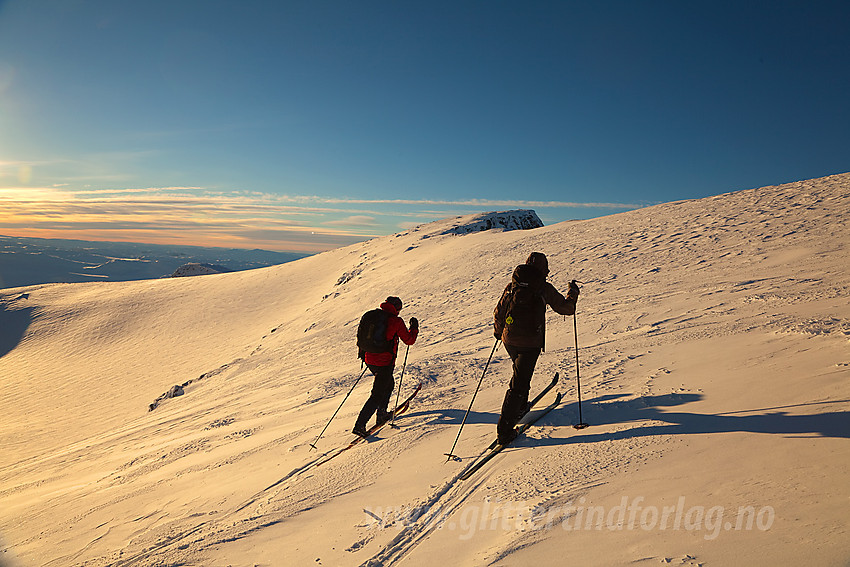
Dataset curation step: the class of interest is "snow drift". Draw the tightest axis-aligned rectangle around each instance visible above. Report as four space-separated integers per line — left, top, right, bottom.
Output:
0 174 848 566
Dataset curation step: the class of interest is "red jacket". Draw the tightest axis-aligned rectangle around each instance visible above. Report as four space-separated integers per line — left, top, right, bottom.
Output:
364 301 418 366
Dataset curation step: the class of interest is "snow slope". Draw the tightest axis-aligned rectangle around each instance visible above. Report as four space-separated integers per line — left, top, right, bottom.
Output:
0 175 848 566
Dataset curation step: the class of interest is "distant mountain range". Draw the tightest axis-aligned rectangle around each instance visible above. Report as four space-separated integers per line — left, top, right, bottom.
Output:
0 235 310 289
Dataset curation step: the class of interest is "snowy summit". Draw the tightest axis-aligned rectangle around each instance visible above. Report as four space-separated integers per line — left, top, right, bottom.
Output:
435 209 544 235
0 174 848 566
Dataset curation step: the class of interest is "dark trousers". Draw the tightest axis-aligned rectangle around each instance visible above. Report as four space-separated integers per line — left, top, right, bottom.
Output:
355 364 394 428
497 345 541 439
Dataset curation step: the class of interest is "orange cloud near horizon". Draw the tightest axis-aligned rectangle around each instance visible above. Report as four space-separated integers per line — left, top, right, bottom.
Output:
0 188 375 253
0 186 642 252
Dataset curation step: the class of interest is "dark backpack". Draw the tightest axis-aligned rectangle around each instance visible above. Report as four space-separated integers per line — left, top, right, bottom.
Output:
503 264 546 336
357 308 392 359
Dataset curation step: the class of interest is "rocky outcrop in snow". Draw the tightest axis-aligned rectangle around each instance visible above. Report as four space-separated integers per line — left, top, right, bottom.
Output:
169 263 232 278
438 209 544 235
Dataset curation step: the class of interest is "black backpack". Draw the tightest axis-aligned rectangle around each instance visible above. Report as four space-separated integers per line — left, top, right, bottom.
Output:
357 308 392 359
503 264 546 336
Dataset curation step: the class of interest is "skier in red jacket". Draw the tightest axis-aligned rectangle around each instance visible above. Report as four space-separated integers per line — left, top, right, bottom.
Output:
353 296 419 437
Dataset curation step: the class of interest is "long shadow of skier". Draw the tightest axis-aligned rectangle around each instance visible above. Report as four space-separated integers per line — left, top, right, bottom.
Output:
541 392 850 445
0 296 33 359
405 408 498 426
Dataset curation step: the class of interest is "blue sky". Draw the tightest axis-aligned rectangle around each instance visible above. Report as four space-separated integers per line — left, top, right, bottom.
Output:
1 1 848 252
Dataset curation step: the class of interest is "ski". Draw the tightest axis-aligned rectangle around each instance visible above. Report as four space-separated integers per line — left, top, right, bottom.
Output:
348 382 422 445
459 391 561 481
445 372 558 462
486 371 558 452
312 382 422 468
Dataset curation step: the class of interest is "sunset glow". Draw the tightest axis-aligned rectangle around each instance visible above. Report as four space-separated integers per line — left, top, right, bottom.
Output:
0 2 846 253
0 186 640 252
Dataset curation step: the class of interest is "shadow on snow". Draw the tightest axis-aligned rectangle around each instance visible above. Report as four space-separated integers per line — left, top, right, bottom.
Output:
0 294 33 359
545 392 850 443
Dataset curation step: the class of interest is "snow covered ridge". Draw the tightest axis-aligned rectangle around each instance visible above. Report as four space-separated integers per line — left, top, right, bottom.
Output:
169 262 233 277
436 209 544 235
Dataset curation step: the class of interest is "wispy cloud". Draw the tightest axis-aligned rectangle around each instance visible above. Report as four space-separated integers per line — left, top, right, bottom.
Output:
0 187 384 251
310 197 643 209
0 186 641 252
322 215 379 227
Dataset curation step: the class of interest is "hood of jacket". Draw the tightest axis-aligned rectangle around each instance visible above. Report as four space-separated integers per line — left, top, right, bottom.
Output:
380 301 400 316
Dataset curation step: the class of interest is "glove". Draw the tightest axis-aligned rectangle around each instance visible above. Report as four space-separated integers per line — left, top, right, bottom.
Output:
409 317 419 331
568 280 580 299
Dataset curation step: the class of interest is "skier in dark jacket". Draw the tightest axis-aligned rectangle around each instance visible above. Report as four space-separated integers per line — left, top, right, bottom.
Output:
353 296 419 438
493 252 579 444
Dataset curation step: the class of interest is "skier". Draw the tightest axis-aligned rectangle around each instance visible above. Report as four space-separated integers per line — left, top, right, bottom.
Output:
493 252 579 444
353 296 419 438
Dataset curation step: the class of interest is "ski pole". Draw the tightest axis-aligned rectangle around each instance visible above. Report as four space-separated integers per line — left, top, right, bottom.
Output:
444 338 500 462
390 344 410 428
573 312 589 429
310 366 369 450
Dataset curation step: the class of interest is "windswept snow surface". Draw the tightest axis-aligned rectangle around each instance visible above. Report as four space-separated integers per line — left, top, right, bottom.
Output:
1 174 848 566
